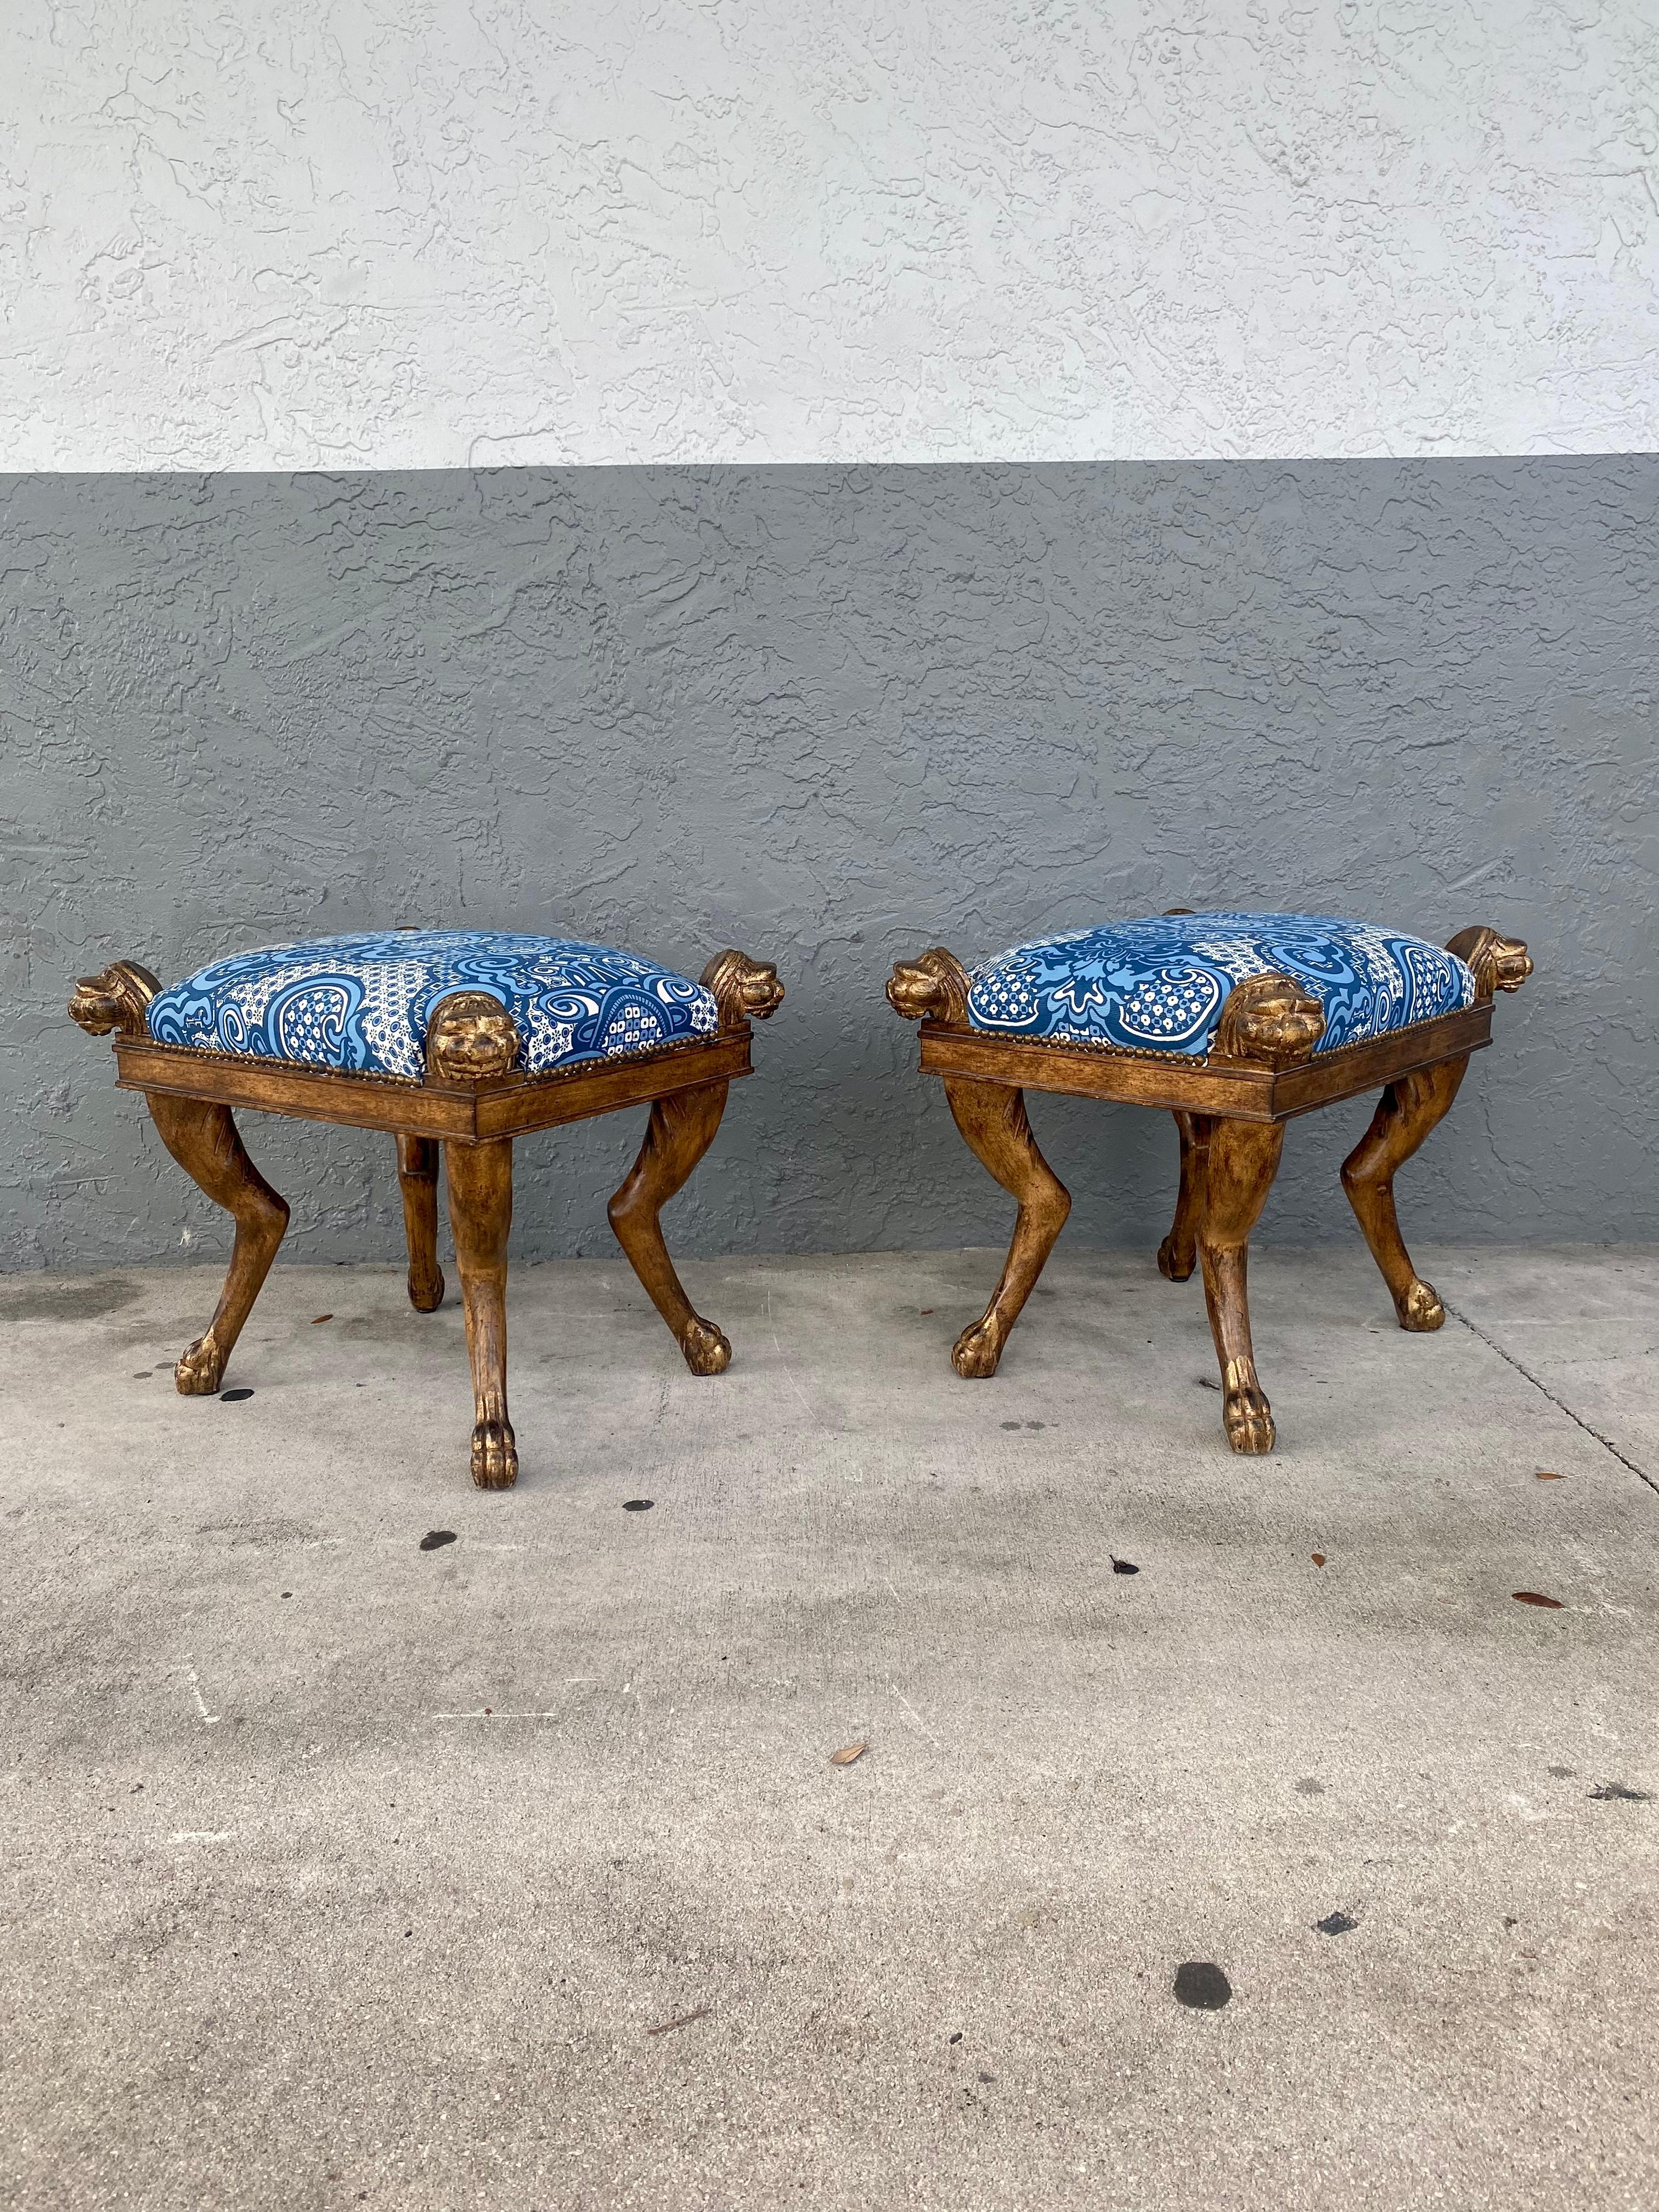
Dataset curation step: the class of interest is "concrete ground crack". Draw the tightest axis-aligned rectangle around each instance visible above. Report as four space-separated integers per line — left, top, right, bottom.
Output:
1445 1303 1656 1498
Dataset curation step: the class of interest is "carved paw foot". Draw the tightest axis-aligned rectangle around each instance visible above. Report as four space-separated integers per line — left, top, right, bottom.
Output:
1221 1364 1276 1455
1157 1236 1195 1282
952 1316 1007 1379
408 1265 445 1313
1395 1277 1445 1332
175 1336 227 1395
680 1317 732 1376
470 1418 518 1489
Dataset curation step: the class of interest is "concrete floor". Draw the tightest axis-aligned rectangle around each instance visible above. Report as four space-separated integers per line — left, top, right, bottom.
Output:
2 1242 1656 2211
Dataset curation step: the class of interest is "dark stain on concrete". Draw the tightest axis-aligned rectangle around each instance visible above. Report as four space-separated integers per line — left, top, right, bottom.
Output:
1173 1961 1232 2009
0 1276 142 1322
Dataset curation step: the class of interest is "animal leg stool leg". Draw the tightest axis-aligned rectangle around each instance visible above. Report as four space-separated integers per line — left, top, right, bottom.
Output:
145 1094 290 1395
396 1134 445 1313
1197 1116 1287 1455
444 1136 516 1489
943 1078 1071 1379
1158 1110 1211 1282
608 1081 735 1375
1340 1062 1468 1330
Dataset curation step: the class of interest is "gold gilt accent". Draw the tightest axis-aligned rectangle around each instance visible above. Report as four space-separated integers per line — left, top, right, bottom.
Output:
1211 973 1325 1066
1446 925 1533 1001
424 991 521 1086
700 949 786 1029
69 960 161 1038
885 946 972 1026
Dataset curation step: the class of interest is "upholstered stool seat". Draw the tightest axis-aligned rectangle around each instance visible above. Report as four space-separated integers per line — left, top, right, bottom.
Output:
964 912 1475 1058
72 927 783 1488
890 907 1532 1458
145 929 720 1079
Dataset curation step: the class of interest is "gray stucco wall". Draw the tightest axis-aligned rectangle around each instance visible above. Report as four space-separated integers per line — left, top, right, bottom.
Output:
3 460 1654 1273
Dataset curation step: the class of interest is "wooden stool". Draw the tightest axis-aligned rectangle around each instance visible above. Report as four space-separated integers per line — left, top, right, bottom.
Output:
70 930 783 1487
888 910 1531 1454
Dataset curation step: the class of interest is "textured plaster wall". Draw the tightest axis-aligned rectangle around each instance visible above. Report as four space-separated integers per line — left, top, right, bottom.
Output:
5 2 1658 469
3 459 1654 1272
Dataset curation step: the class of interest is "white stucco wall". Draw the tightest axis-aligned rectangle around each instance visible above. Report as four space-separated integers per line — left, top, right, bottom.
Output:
4 0 1656 469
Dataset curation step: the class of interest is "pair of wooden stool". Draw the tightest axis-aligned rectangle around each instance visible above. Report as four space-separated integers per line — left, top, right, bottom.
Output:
70 912 1530 1484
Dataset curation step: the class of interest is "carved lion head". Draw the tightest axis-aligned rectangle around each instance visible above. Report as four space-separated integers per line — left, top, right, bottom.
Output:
425 992 520 1084
885 949 970 1026
68 961 161 1038
1214 974 1325 1066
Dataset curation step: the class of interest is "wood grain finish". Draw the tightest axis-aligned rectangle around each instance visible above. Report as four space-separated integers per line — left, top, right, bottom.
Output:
396 1134 445 1313
607 1079 734 1373
1156 1111 1210 1283
110 1028 754 1138
940 1077 1071 1379
1340 1059 1470 1330
143 1093 291 1395
917 1002 1491 1121
445 1134 516 1488
1196 1115 1289 1454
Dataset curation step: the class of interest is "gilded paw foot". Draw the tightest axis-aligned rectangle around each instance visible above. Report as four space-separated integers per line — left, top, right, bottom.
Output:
1395 1277 1445 1331
470 1418 518 1489
680 1317 731 1376
1221 1362 1276 1454
408 1263 445 1313
1157 1236 1195 1282
175 1336 227 1395
952 1315 1007 1379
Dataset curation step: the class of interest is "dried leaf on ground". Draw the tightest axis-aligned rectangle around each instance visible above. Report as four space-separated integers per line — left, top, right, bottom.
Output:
311 1313 333 1324
1535 1470 1562 1480
1513 1590 1563 1609
1311 1553 1327 1567
830 1742 867 1766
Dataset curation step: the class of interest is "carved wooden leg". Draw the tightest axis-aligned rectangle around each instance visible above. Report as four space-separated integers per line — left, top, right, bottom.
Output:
1340 1057 1470 1331
1197 1117 1287 1454
607 1081 733 1375
144 1094 290 1396
444 1137 516 1488
1157 1110 1211 1282
942 1078 1072 1378
396 1134 445 1312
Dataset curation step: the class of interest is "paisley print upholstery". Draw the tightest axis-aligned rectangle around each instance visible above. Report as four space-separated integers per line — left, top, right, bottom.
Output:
966 912 1475 1058
146 930 718 1079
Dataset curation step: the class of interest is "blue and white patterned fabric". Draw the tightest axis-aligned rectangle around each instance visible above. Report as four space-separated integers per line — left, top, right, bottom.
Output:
966 912 1474 1058
146 930 718 1079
